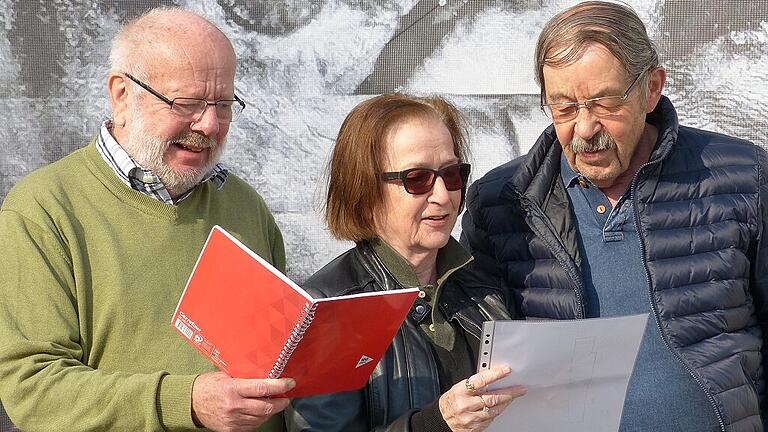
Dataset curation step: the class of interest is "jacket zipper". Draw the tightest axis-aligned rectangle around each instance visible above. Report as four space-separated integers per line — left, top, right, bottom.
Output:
630 159 727 432
514 190 587 319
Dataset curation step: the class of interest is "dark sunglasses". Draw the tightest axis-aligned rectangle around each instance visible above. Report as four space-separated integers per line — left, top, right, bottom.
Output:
381 163 471 195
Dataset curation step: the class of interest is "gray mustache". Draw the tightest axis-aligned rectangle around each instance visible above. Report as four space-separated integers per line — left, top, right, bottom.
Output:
172 132 215 149
570 132 616 154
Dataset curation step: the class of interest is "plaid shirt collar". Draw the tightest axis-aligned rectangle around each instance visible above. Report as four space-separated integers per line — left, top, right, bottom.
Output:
95 120 228 205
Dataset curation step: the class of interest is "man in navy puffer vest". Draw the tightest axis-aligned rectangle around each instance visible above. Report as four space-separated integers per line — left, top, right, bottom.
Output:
462 2 768 431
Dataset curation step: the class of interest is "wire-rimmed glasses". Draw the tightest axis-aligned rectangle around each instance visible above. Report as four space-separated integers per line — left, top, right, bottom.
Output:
124 73 245 123
541 71 646 123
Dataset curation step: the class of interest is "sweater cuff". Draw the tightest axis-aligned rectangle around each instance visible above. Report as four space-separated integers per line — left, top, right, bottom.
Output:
409 399 451 432
158 373 199 430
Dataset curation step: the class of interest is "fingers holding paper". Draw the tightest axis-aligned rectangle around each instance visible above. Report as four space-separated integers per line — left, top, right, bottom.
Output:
439 365 527 432
191 371 294 432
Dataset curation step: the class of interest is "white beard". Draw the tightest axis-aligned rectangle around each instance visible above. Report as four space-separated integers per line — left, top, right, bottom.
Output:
123 104 226 198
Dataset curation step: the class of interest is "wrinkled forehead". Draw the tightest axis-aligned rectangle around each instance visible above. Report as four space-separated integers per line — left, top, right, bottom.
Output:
545 41 629 77
542 43 632 91
541 44 633 100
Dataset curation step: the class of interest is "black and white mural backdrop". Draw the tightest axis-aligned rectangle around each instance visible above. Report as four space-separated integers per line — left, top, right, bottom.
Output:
1 0 767 428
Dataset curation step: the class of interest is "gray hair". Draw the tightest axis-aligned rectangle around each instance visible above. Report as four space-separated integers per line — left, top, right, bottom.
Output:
534 1 660 103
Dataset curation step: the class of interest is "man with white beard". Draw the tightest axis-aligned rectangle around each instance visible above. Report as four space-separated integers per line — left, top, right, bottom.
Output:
0 8 292 432
462 2 768 431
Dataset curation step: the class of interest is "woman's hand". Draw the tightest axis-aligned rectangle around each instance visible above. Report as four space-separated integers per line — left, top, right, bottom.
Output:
438 365 527 432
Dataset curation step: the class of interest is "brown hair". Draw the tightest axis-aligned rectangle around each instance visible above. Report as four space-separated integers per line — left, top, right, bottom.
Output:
325 93 469 242
535 1 660 104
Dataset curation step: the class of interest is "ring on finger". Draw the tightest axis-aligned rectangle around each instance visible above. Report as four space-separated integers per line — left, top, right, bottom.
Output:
478 394 489 413
465 378 476 395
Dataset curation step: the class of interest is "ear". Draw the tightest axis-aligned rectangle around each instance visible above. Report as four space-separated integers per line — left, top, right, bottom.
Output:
644 67 667 113
107 72 130 127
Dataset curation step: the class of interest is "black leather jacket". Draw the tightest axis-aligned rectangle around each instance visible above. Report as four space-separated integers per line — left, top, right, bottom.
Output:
285 239 512 431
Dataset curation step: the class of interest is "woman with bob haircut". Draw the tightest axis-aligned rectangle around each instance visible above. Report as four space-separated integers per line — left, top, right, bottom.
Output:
286 94 526 432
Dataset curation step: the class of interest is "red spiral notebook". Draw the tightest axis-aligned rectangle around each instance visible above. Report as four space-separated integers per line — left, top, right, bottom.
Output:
171 225 419 397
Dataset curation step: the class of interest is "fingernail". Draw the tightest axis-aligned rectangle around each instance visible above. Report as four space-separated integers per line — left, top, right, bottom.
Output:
287 379 296 389
502 366 511 374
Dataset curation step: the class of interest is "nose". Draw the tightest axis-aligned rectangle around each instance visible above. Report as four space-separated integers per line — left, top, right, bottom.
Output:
573 105 603 141
190 104 220 138
428 176 452 205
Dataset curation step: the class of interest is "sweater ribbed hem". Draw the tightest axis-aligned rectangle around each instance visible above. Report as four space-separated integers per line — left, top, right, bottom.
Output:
158 373 198 430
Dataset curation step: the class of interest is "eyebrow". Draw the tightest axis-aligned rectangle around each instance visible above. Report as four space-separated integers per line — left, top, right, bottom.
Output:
393 159 460 170
547 86 625 103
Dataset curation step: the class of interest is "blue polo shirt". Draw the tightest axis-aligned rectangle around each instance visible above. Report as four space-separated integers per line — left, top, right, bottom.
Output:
560 155 720 431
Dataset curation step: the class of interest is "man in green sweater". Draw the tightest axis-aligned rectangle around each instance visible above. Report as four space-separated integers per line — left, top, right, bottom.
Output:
0 8 293 432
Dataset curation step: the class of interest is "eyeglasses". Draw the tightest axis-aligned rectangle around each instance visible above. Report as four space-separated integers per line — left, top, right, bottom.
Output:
541 71 645 123
124 73 246 123
381 163 471 195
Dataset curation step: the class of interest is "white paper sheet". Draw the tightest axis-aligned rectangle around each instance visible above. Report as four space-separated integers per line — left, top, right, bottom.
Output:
479 314 648 432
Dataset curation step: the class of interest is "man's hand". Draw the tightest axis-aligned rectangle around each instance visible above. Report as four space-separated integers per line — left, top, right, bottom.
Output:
191 371 295 432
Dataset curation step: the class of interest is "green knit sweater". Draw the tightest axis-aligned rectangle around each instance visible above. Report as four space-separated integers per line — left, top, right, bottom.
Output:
0 141 286 431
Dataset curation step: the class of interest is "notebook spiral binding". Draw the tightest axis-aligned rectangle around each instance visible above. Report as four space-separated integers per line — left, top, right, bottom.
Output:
269 302 318 378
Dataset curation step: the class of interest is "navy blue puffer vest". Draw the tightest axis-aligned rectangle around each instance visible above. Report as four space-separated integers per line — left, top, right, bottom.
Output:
462 96 768 431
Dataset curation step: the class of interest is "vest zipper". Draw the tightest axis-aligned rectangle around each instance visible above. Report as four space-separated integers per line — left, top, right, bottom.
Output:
516 191 587 319
630 159 726 432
